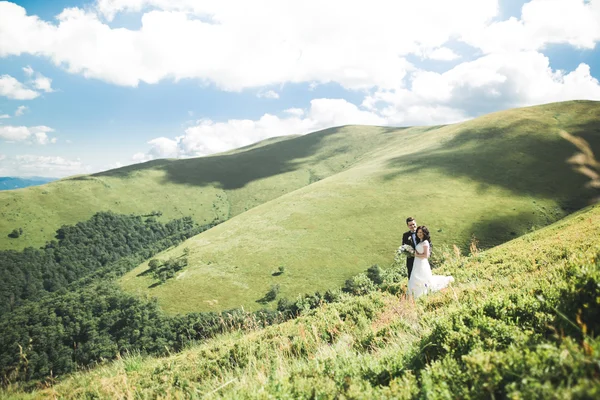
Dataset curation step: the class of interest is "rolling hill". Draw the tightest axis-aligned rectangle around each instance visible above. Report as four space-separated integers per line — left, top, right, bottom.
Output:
116 100 600 314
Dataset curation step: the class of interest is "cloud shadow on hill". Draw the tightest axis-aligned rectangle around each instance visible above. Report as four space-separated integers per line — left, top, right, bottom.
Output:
383 118 600 211
91 125 408 190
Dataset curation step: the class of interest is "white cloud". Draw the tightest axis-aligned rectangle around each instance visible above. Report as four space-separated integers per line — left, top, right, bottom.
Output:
0 74 40 100
134 98 386 161
424 47 461 61
363 51 600 125
15 105 27 116
0 114 10 119
284 108 304 117
462 0 600 53
148 137 179 158
105 160 123 170
0 125 56 144
257 90 280 99
0 154 5 161
32 75 54 92
22 65 34 76
0 154 89 177
0 0 500 90
131 152 152 162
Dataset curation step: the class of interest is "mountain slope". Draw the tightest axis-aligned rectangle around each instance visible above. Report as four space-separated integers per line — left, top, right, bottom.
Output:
119 100 600 314
10 201 600 399
0 126 396 251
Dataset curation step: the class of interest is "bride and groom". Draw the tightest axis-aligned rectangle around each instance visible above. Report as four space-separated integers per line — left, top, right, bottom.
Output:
401 217 454 298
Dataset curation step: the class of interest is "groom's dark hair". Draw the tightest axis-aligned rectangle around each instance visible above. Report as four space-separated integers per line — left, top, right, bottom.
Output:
417 225 431 242
406 217 415 224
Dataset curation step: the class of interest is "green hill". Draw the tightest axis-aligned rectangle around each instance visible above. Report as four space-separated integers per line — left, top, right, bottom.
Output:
7 200 599 399
0 126 395 251
118 100 600 314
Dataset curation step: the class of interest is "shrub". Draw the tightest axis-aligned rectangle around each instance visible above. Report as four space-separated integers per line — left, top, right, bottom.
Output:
263 284 280 302
7 228 22 239
366 264 384 285
343 273 377 296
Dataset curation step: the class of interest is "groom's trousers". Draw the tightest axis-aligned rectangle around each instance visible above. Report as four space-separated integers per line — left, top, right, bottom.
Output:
406 256 415 279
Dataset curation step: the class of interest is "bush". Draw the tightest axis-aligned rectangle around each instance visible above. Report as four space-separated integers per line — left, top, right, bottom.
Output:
366 264 384 285
343 273 377 296
7 228 22 239
263 284 280 302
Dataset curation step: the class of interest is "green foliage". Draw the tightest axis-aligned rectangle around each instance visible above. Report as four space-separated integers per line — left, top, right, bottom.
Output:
343 273 377 296
7 228 22 239
151 256 188 283
0 212 213 314
0 283 287 385
366 264 384 285
261 284 280 303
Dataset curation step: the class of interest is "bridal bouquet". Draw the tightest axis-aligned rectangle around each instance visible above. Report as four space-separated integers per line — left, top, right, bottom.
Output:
397 244 415 257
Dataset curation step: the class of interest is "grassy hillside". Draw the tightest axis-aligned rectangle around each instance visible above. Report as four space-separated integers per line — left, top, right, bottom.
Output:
8 201 599 399
119 100 600 314
0 126 396 251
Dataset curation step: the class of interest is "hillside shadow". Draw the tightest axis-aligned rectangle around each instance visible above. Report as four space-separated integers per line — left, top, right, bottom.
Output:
384 119 600 210
92 125 409 190
451 210 554 253
92 127 341 189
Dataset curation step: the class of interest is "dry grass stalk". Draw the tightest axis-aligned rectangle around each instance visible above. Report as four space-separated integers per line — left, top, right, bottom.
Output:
560 130 600 202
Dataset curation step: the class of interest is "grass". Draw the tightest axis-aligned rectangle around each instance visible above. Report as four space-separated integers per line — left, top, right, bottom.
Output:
119 100 600 314
5 199 599 399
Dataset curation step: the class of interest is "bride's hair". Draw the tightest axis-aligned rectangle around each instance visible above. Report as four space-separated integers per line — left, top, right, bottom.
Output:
417 225 431 242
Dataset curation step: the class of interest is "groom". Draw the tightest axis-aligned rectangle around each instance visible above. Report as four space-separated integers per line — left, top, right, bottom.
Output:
402 217 419 279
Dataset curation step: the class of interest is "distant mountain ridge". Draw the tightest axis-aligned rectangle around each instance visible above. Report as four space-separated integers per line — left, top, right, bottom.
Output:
0 176 56 191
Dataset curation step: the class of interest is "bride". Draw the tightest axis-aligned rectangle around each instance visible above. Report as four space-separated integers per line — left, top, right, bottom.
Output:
408 225 454 298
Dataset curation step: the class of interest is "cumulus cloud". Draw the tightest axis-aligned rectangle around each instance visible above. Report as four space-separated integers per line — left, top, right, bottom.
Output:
424 47 461 61
0 114 10 119
0 154 89 177
363 51 600 124
0 125 57 144
0 74 40 100
462 0 600 53
0 0 501 90
15 105 27 116
257 90 280 99
0 66 53 100
32 74 53 92
132 98 386 162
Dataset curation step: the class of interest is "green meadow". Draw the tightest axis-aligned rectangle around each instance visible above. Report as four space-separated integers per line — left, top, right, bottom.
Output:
118 100 600 314
7 194 599 399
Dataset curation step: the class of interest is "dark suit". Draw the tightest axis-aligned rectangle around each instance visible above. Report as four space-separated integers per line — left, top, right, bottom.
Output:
402 230 419 279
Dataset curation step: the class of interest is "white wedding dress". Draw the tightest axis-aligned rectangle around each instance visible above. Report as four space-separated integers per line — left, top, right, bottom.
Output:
408 240 454 298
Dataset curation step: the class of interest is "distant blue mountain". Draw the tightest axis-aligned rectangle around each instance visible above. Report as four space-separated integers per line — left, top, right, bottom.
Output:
0 177 56 191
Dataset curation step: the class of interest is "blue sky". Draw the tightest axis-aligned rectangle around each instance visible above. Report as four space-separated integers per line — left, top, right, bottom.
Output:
1 0 599 177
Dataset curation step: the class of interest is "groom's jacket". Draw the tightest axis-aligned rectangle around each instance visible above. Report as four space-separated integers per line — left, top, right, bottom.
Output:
402 231 432 255
402 231 419 256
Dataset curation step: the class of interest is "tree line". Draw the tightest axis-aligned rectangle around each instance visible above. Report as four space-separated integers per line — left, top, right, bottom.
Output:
0 212 216 314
